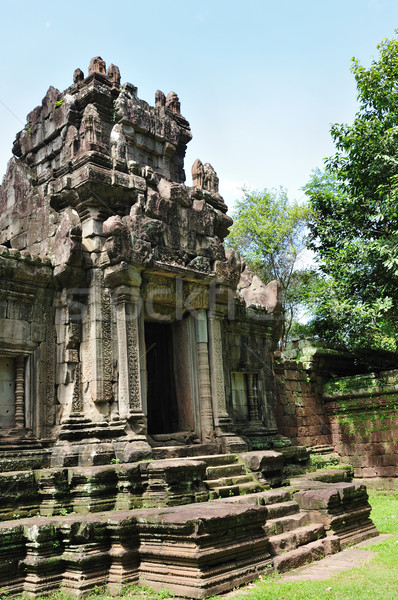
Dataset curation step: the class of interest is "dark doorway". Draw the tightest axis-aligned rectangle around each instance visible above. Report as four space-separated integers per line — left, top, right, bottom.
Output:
145 321 179 434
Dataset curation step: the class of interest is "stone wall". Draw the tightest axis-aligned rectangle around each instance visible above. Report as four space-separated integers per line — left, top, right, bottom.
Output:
275 339 398 477
0 248 54 440
273 340 355 449
221 303 281 447
324 370 398 477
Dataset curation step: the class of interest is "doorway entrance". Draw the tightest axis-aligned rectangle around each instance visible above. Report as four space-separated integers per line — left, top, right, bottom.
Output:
144 319 196 437
145 322 178 435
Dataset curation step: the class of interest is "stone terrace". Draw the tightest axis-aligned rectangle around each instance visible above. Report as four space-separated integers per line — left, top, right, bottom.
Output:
0 450 378 598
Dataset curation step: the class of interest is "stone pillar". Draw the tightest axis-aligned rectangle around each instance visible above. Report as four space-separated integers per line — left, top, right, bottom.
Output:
248 374 260 421
114 285 145 424
207 311 230 426
103 264 151 461
195 310 214 442
84 268 113 407
14 355 25 428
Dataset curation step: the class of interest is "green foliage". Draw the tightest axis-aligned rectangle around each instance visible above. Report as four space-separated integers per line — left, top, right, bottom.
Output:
54 100 63 108
227 187 312 345
303 35 398 353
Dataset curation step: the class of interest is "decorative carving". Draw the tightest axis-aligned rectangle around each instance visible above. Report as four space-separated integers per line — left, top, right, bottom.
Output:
107 64 121 86
88 56 106 76
248 373 260 421
73 68 84 84
192 159 204 188
14 356 25 428
184 282 209 309
155 90 166 108
79 103 104 152
110 124 127 162
165 91 181 114
127 314 143 413
143 275 176 305
196 310 214 441
114 289 143 417
44 307 56 429
71 363 82 414
208 317 229 420
203 162 219 193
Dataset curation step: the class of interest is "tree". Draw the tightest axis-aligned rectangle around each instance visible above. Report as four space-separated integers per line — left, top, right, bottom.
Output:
303 34 398 352
227 187 311 346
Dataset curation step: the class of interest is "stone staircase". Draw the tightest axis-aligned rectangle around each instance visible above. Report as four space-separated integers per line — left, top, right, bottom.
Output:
149 432 220 460
202 453 263 497
265 495 338 573
216 487 341 573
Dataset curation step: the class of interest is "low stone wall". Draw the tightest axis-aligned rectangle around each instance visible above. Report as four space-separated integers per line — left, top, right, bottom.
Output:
323 370 398 477
0 461 211 521
274 340 356 449
275 340 398 478
274 354 330 448
0 503 272 599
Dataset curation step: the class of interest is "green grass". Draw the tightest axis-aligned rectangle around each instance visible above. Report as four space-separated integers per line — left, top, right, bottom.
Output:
367 490 398 534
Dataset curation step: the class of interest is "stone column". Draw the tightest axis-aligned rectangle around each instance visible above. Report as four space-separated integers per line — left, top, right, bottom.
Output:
114 285 145 424
84 268 113 407
14 355 25 428
207 310 230 427
247 374 260 421
195 310 214 442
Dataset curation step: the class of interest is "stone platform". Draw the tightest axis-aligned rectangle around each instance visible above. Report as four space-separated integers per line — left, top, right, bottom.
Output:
0 451 378 598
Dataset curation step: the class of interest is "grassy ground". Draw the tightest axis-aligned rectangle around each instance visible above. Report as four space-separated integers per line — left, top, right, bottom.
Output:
1 490 397 600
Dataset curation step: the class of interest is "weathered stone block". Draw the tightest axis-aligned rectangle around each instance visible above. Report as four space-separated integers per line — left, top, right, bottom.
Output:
137 503 271 599
144 459 208 506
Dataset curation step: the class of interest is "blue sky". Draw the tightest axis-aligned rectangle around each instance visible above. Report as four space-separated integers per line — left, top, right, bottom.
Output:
1 0 398 211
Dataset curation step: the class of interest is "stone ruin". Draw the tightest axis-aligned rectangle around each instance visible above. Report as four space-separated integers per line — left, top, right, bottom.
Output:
0 58 378 597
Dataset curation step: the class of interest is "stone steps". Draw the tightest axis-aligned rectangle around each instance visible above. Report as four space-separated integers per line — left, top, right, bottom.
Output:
260 488 293 505
273 535 341 573
212 481 263 498
206 463 246 479
151 443 220 459
219 485 342 573
265 500 300 519
268 522 326 555
182 453 266 499
196 453 240 466
264 511 310 536
206 474 254 489
212 486 294 506
0 447 379 597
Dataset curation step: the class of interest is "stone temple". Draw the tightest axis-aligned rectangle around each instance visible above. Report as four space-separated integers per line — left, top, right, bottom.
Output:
0 58 378 598
0 56 283 466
